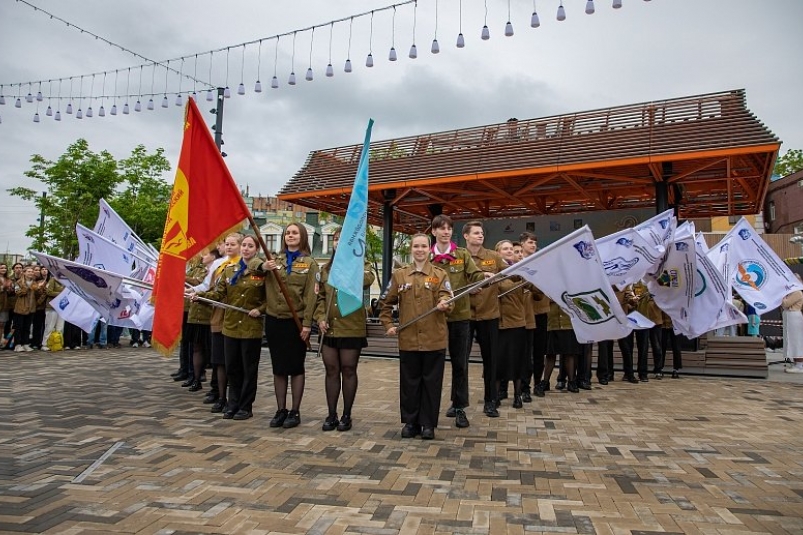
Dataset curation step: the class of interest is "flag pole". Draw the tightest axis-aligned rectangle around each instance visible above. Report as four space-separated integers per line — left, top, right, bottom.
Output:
188 294 260 316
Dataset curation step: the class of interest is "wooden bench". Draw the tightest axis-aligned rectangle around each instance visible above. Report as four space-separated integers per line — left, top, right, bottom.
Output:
704 336 768 378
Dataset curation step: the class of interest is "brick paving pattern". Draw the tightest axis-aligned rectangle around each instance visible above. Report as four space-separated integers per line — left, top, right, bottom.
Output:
2 347 802 534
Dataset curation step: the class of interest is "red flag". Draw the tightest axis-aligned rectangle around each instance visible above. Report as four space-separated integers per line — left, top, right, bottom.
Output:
152 98 250 355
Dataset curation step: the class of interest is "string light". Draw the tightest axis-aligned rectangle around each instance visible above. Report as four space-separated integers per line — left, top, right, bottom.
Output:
344 17 354 72
123 68 131 114
586 0 595 14
99 72 106 116
613 0 623 8
206 52 215 101
431 0 439 53
457 0 465 48
289 32 297 85
162 62 170 107
66 77 73 114
255 40 264 90
482 0 490 40
36 82 43 102
0 85 5 105
532 0 541 27
326 23 334 77
176 58 185 105
111 70 118 114
86 74 94 117
45 80 53 116
272 37 280 88
26 83 33 103
306 27 315 81
76 76 84 116
238 45 246 94
224 48 232 97
366 11 375 67
409 1 418 58
54 79 61 120
389 7 397 61
557 1 567 21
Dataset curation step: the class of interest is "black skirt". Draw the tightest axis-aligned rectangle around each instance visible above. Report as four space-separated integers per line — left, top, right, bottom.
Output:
546 329 583 356
497 327 527 381
185 322 211 347
265 315 307 376
322 336 368 350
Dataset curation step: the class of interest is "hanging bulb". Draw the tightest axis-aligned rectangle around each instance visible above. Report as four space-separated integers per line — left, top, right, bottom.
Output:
325 63 334 77
36 91 43 101
409 44 418 59
531 10 541 27
288 72 296 85
344 59 353 73
254 80 263 92
505 21 514 36
481 25 490 40
123 102 130 114
237 82 245 95
0 95 5 105
456 33 465 48
613 0 622 7
45 105 53 117
161 95 169 108
15 98 22 108
271 75 279 88
135 100 142 112
206 89 214 101
585 0 595 14
431 39 440 54
76 108 83 119
33 112 40 123
305 67 313 81
366 53 374 67
147 98 155 110
389 47 397 61
66 102 73 114
26 92 33 103
86 106 93 118
557 3 566 20
111 104 118 115
99 105 105 117
223 86 231 98
175 93 183 106
55 110 61 121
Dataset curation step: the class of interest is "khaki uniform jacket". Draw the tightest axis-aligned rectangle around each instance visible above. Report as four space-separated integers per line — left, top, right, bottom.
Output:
314 262 375 338
468 247 506 321
45 277 64 310
186 263 213 325
524 289 536 329
260 252 319 327
532 284 551 315
209 256 240 333
34 280 48 311
430 247 483 322
14 280 37 315
498 277 527 330
184 261 206 312
0 277 12 312
199 258 266 339
547 300 574 331
379 262 453 352
633 282 662 323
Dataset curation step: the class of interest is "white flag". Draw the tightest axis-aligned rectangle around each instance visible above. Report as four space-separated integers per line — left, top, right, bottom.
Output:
93 199 157 262
51 289 100 333
646 235 696 333
635 209 676 249
76 224 137 276
33 252 126 309
596 226 665 289
681 244 731 338
626 311 655 330
501 226 631 343
724 218 803 313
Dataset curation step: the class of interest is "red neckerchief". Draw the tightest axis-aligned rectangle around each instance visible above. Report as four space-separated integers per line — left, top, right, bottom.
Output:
431 241 457 264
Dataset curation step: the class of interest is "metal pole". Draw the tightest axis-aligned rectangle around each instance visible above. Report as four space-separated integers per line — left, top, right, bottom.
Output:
381 189 396 289
213 87 224 151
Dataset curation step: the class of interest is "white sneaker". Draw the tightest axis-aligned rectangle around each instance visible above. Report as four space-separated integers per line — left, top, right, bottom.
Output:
142 341 151 348
24 345 33 352
14 345 24 352
42 346 50 351
784 366 803 374
131 342 139 348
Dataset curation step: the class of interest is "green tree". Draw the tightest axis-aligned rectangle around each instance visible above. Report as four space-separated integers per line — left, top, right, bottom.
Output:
8 139 171 258
774 149 803 177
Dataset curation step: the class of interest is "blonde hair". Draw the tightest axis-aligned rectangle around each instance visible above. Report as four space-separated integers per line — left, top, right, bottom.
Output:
495 239 513 252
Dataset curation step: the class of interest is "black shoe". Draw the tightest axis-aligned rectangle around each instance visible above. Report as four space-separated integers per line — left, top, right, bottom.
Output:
639 375 649 383
534 380 547 397
598 378 609 385
522 391 532 403
173 373 189 382
512 394 523 409
445 405 456 418
579 381 592 391
188 381 202 392
283 410 301 428
626 375 640 384
269 409 288 428
671 370 680 379
421 427 435 440
401 423 421 438
180 378 194 387
337 414 352 432
211 399 227 413
455 408 470 428
222 409 236 419
483 401 500 418
232 409 253 420
322 413 339 431
170 369 184 378
556 381 566 391
654 372 663 380
203 392 218 404
567 381 580 393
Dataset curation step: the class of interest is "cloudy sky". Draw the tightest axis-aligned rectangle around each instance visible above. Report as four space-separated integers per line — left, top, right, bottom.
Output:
1 0 801 254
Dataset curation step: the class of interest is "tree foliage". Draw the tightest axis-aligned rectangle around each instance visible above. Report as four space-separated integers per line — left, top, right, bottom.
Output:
8 139 171 258
774 149 803 177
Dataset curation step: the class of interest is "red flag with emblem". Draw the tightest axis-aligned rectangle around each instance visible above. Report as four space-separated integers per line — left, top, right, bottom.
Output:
151 97 250 356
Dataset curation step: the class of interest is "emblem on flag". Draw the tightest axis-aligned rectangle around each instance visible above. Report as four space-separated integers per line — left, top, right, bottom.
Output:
573 240 595 260
603 257 638 277
561 289 614 324
735 260 766 290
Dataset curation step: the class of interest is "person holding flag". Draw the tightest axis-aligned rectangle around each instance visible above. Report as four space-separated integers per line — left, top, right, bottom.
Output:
261 223 319 430
315 229 375 432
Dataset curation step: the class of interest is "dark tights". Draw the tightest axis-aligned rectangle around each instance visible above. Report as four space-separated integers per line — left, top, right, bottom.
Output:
274 374 305 412
541 354 557 383
322 346 360 416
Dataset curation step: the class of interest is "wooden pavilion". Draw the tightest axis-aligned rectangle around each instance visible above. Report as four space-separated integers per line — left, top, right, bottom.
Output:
279 89 780 282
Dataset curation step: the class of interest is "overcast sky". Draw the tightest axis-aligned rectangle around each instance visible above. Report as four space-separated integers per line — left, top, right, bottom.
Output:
1 0 801 254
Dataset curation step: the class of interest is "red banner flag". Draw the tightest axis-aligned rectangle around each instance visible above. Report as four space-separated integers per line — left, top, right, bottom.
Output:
152 97 250 355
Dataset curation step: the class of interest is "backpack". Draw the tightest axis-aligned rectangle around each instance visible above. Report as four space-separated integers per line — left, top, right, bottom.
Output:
46 331 64 352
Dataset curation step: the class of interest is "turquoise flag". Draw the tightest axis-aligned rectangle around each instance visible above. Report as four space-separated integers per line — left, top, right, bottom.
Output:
329 119 374 316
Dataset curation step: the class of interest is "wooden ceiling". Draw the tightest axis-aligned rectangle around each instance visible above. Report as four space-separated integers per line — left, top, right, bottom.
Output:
279 89 780 234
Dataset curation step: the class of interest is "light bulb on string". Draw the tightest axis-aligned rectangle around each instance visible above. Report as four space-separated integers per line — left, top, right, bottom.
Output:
111 103 117 115
206 89 214 101
55 110 61 121
344 59 352 73
367 11 374 66
432 0 440 53
123 102 130 114
86 105 93 118
238 45 246 95
345 17 354 72
272 36 281 87
207 52 215 101
306 27 315 81
481 25 490 40
389 47 397 61
531 1 541 28
326 63 334 77
237 83 245 95
224 86 231 98
26 90 33 103
326 23 334 78
223 48 232 98
255 80 262 92
161 94 169 108
431 39 439 53
66 102 72 113
366 53 374 68
305 67 313 81
613 0 622 8
36 87 43 102
288 72 296 85
389 6 397 61
135 100 142 112
289 32 298 83
15 97 22 108
505 21 513 36
0 86 5 105
255 39 263 91
456 33 465 48
410 1 418 56
76 107 83 119
585 0 595 14
457 0 465 47
409 44 417 59
46 105 52 117
175 93 183 106
147 98 154 110
99 105 105 117
33 112 40 123
271 75 279 88
557 2 566 21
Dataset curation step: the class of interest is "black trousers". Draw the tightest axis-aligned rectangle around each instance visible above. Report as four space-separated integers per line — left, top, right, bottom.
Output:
179 311 192 376
399 349 446 428
470 318 499 402
13 313 31 346
31 309 45 347
223 336 262 413
447 320 471 409
529 313 548 388
598 336 635 378
636 325 662 376
661 328 683 370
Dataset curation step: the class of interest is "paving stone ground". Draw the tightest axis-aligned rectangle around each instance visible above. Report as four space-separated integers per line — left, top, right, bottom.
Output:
2 346 802 534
